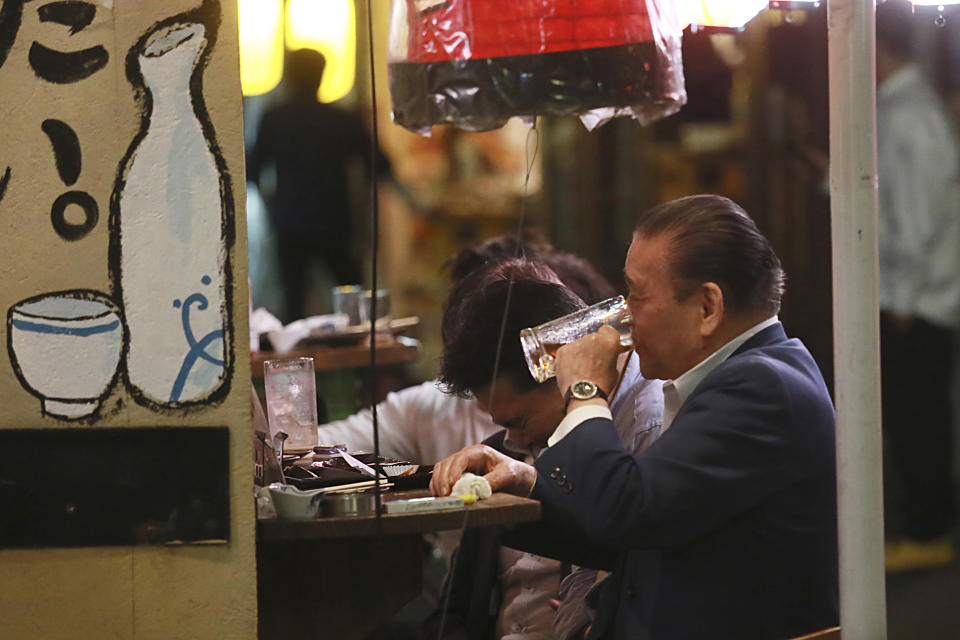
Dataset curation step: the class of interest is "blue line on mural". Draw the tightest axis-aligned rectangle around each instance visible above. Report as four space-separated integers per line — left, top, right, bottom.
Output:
169 329 224 403
173 289 226 366
12 318 119 337
37 1 96 34
170 286 224 402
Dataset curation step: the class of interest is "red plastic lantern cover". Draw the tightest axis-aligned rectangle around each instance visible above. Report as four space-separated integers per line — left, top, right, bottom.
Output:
387 0 686 134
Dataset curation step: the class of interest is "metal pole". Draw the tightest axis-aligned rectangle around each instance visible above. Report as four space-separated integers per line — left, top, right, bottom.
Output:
827 0 887 637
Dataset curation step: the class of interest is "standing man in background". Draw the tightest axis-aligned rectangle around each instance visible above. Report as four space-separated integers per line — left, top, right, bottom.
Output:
876 0 960 571
248 48 392 323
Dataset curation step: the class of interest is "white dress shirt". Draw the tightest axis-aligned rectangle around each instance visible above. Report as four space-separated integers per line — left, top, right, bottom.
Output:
316 380 501 464
877 64 960 329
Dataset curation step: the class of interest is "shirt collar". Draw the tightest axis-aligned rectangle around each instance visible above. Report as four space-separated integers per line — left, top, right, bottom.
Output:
662 316 779 432
878 64 921 101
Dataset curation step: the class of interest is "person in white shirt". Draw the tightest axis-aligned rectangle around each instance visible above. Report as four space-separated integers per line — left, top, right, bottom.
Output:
316 380 499 465
316 237 624 465
876 0 960 571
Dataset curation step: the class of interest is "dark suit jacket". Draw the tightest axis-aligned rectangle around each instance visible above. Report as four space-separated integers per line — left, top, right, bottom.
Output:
506 323 839 639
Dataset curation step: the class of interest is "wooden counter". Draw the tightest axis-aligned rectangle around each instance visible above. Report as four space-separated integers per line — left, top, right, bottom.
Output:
251 337 419 377
259 490 541 539
257 491 540 639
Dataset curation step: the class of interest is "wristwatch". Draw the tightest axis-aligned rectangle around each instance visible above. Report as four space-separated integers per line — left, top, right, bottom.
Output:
564 380 608 413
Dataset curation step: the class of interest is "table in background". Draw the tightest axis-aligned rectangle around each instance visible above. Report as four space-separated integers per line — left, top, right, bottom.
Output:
251 336 419 378
257 491 540 640
252 334 420 421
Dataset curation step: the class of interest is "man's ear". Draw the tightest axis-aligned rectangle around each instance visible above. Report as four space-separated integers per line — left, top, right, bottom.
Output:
700 282 724 338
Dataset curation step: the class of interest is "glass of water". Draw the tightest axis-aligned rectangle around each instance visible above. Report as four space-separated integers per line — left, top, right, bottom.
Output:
359 289 391 326
332 285 364 326
520 295 633 383
263 357 318 450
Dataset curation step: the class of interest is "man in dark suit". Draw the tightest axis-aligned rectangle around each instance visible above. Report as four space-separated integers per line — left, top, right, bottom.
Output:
431 195 839 639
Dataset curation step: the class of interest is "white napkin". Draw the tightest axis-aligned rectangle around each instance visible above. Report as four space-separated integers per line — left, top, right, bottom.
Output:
266 313 350 353
451 472 492 500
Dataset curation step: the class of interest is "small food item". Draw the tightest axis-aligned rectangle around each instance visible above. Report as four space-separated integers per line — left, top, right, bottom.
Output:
451 472 492 500
382 463 419 477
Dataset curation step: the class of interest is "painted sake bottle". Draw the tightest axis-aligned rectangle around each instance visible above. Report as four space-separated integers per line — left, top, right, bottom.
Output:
112 19 232 408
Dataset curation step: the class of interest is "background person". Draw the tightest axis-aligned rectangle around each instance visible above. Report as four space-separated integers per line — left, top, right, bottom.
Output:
431 195 839 640
876 0 960 571
247 48 392 323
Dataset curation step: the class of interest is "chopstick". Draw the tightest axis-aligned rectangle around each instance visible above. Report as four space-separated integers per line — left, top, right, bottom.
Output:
323 480 394 494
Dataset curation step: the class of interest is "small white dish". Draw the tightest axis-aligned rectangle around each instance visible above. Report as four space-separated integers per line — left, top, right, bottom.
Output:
265 483 325 520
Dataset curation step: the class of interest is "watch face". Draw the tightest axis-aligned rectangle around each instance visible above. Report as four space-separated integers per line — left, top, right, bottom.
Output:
572 380 598 399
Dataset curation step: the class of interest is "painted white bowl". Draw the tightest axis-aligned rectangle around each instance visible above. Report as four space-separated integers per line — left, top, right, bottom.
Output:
8 290 123 419
265 483 326 520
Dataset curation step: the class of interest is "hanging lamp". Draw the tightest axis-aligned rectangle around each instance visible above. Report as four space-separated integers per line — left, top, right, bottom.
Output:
238 0 284 96
678 0 768 28
386 0 687 134
286 0 357 103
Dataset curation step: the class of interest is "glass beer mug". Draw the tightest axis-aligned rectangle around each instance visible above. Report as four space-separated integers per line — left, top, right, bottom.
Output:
520 296 633 383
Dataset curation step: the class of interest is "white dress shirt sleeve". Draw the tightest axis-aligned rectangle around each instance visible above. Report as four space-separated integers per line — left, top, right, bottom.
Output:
317 381 501 464
547 404 613 448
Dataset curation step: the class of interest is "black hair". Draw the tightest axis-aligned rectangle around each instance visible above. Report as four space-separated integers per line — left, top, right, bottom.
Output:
286 48 326 96
444 231 553 284
876 0 914 60
445 234 615 305
634 194 785 316
543 251 617 305
440 259 585 396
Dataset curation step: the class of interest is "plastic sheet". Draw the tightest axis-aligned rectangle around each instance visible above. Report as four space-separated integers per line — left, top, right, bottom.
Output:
387 0 686 135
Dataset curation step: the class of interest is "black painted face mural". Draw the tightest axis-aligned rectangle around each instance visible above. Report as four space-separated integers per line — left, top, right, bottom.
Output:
0 0 25 71
29 1 107 82
0 0 26 200
42 118 98 240
0 0 104 216
0 166 9 204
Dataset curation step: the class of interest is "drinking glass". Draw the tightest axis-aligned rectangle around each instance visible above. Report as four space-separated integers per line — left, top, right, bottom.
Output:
263 357 318 450
359 289 391 326
520 295 633 383
332 285 364 326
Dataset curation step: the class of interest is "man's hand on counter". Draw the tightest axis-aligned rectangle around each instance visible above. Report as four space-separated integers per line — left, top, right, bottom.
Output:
430 444 537 498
